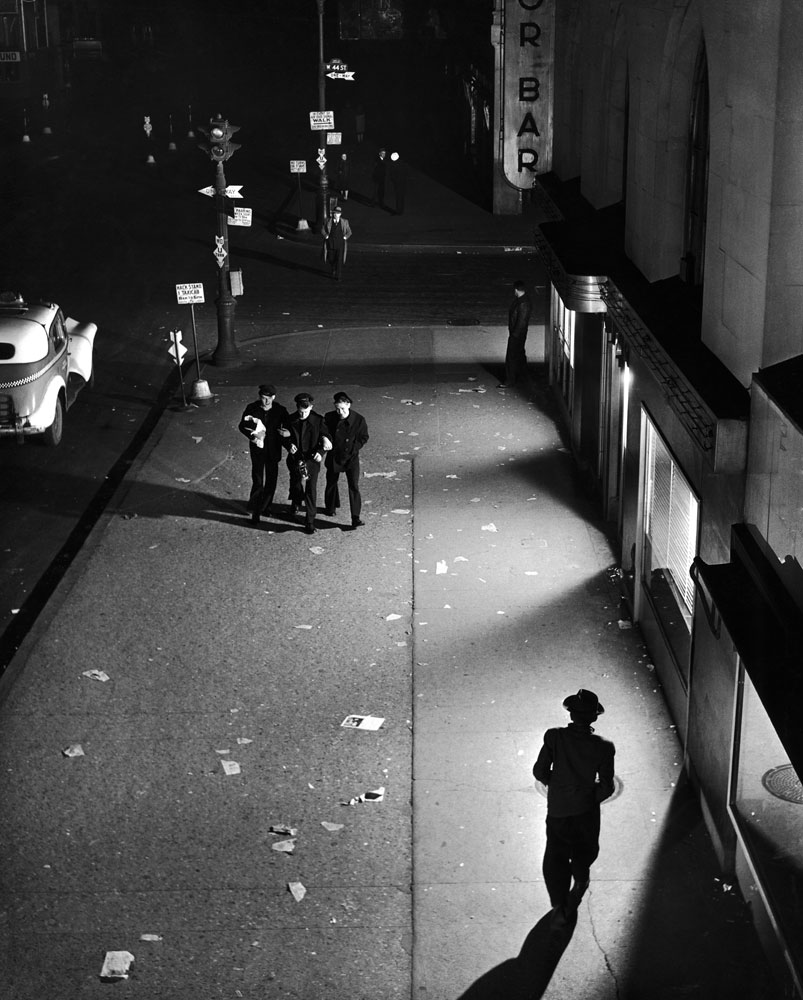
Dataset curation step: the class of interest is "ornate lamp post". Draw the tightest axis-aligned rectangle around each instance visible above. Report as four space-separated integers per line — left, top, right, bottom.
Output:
316 0 330 232
198 114 241 367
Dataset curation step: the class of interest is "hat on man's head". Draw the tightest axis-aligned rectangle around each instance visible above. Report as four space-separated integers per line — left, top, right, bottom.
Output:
258 383 276 396
562 689 604 717
294 392 314 405
333 392 352 404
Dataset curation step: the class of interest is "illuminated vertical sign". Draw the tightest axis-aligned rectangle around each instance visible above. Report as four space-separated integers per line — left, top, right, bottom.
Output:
503 0 554 186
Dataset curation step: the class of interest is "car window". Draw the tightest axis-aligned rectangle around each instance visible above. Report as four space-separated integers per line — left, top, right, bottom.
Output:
51 313 66 350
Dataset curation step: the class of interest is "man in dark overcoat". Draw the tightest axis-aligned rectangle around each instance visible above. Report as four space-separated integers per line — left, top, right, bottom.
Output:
323 392 369 528
282 392 331 534
499 280 532 387
322 205 353 281
237 383 289 524
532 689 616 923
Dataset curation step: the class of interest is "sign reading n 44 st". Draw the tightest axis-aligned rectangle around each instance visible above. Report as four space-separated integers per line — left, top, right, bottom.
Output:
503 0 554 186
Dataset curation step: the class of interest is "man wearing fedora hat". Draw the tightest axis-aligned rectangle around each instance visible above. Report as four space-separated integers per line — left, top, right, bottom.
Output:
532 689 616 921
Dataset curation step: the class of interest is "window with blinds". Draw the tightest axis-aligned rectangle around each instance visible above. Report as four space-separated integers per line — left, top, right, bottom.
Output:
642 416 699 668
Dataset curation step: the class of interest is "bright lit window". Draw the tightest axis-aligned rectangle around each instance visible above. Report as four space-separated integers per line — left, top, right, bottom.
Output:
551 287 575 407
642 415 699 672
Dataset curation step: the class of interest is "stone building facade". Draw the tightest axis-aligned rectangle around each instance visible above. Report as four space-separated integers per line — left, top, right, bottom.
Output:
527 1 803 994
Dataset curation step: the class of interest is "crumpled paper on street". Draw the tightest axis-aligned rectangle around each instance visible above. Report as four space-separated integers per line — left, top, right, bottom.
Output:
288 881 306 902
82 669 109 682
344 785 386 805
99 951 134 980
340 714 384 730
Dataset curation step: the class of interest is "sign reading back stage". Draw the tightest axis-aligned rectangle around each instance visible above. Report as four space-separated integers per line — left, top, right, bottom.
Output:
503 0 554 187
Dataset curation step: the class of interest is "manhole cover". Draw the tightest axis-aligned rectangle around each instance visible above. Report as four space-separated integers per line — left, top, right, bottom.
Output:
762 764 803 804
446 318 481 326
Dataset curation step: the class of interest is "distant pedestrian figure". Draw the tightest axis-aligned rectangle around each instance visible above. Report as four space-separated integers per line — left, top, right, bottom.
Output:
322 206 352 281
237 383 289 525
389 151 409 214
371 147 388 208
355 105 366 143
324 392 369 528
334 152 350 201
532 689 616 921
283 393 331 534
499 280 532 387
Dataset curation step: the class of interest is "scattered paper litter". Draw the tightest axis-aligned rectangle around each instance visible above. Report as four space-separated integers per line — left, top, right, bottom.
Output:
294 624 313 630
271 839 296 853
481 523 498 532
524 571 539 576
617 620 633 630
288 881 307 902
401 399 423 405
445 474 459 479
454 556 469 563
221 760 241 776
236 737 253 745
309 546 325 555
100 951 134 980
176 477 191 483
385 613 402 621
364 471 397 478
62 744 84 758
192 436 202 444
321 821 344 832
300 371 311 376
82 669 109 682
269 823 297 836
391 509 410 514
436 560 448 574
470 497 481 503
139 934 162 942
344 786 386 805
341 714 385 730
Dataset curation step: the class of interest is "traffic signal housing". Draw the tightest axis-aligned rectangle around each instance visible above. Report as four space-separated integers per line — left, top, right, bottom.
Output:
198 116 241 162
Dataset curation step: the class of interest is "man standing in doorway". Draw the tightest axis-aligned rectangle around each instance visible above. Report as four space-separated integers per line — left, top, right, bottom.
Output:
237 383 289 525
323 392 369 529
322 205 352 281
499 279 532 388
532 689 616 922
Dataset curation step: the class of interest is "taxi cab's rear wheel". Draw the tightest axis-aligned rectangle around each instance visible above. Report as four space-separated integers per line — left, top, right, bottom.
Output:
42 396 64 447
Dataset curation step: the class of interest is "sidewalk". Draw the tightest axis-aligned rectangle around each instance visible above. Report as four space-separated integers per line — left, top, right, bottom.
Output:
0 323 776 998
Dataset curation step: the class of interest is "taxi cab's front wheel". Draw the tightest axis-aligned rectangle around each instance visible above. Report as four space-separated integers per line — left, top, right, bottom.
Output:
42 396 64 447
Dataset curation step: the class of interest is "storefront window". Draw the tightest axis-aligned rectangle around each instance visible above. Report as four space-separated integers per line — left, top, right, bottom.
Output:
732 666 803 978
642 415 699 675
551 287 575 410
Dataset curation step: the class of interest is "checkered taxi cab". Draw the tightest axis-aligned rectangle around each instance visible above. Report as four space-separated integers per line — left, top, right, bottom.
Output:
0 292 97 446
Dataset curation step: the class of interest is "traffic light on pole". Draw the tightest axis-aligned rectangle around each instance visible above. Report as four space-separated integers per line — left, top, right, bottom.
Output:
198 115 241 162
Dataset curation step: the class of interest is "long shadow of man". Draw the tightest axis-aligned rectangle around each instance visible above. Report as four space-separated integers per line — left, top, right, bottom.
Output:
457 907 578 1000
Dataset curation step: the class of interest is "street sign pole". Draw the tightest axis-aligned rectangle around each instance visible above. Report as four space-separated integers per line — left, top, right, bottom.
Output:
316 0 329 233
212 159 239 367
170 329 189 408
189 303 203 383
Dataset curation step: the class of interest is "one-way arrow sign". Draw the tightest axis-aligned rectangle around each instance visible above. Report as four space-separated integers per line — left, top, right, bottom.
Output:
197 184 243 198
326 70 355 81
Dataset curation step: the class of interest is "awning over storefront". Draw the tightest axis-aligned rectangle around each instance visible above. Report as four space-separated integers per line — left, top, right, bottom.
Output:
692 524 803 775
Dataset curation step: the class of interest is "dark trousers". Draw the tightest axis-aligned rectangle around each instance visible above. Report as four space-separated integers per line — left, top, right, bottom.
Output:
288 457 320 527
325 456 361 518
329 246 344 280
505 335 528 385
249 448 279 513
542 808 601 908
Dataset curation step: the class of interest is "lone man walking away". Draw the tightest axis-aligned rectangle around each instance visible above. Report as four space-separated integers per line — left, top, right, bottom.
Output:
499 279 532 388
237 383 289 525
323 392 369 528
322 206 352 281
532 689 615 921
